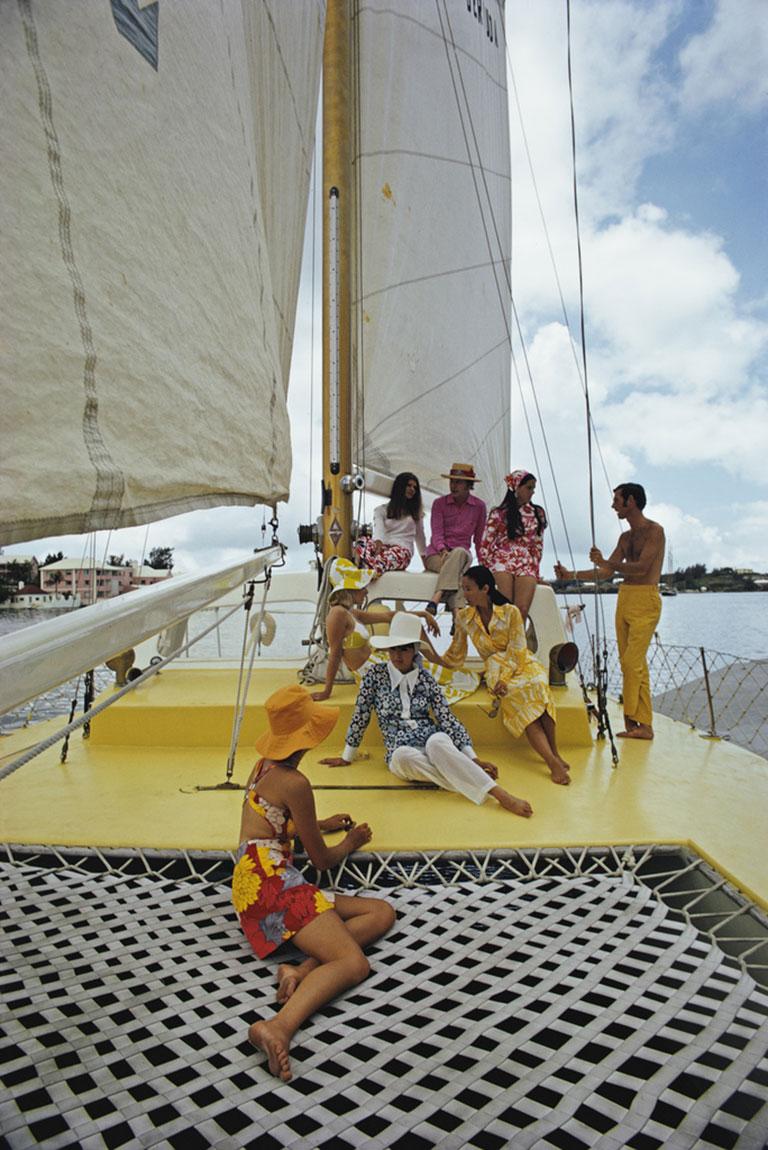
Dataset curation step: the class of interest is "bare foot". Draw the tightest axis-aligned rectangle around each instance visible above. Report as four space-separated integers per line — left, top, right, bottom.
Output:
276 964 302 1005
492 788 533 817
617 725 653 740
249 1019 292 1082
548 759 571 785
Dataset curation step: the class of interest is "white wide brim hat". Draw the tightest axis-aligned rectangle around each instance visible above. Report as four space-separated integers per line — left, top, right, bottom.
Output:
328 557 376 591
369 611 428 650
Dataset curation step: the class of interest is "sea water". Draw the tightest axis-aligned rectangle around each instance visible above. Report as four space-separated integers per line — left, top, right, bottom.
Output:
555 591 767 662
1 590 766 658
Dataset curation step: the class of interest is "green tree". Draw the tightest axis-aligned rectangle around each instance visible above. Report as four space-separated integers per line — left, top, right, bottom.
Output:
108 553 126 567
44 551 64 566
0 559 35 603
147 546 174 570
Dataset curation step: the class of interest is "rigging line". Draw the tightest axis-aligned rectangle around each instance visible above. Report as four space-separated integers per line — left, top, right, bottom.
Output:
439 0 583 583
99 531 113 571
309 127 318 518
505 40 613 496
566 0 596 555
566 0 615 756
353 0 366 497
435 0 513 354
490 12 597 578
139 524 150 572
508 291 582 575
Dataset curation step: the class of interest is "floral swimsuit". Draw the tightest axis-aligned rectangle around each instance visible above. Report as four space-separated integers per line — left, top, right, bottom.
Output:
232 760 334 959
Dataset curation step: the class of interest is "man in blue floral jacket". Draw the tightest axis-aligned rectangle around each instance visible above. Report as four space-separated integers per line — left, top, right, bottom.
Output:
320 613 532 817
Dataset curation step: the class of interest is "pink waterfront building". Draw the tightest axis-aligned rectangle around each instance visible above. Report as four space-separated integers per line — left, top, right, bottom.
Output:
39 559 170 603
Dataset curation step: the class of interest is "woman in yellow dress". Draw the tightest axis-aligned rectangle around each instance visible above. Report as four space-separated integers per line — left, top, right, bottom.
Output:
311 558 479 705
435 565 571 785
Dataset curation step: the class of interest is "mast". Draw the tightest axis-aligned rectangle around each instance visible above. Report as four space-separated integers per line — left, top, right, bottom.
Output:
321 0 357 561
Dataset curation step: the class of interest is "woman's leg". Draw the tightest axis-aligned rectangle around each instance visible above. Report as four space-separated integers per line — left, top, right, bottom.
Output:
513 575 537 621
249 909 374 1082
540 710 570 773
277 894 395 1002
493 570 515 603
524 714 570 785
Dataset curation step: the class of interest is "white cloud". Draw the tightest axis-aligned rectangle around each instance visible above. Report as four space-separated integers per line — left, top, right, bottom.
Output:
598 389 768 485
585 209 768 394
679 0 768 113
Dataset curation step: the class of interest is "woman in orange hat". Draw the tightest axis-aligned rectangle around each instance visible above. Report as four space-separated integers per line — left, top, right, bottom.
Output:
233 684 395 1082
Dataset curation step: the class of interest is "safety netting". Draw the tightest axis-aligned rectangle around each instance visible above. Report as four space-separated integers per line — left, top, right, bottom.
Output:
2 845 767 1148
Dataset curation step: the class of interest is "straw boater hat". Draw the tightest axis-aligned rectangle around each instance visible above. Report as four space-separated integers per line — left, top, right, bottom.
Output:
369 612 428 651
254 685 339 759
441 462 481 483
328 556 376 591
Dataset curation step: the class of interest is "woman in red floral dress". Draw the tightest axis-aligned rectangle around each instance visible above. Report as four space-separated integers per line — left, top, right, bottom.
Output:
478 470 547 621
232 685 395 1082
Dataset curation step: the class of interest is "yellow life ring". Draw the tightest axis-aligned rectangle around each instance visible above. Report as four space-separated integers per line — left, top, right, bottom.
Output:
250 610 276 647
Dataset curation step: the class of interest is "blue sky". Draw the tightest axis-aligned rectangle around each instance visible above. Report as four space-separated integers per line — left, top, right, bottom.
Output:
3 0 767 579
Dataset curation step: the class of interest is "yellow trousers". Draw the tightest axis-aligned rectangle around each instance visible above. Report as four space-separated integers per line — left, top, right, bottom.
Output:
615 585 661 726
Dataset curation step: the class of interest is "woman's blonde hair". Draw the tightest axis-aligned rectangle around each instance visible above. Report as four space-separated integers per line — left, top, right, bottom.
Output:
329 587 355 609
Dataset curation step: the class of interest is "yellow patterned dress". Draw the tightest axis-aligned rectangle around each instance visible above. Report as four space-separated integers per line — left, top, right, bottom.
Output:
441 603 554 738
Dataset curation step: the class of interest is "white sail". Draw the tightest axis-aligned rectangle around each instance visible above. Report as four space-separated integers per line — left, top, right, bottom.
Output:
0 0 324 546
353 0 511 497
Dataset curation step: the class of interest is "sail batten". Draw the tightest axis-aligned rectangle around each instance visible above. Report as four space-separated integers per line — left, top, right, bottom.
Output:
353 0 511 497
1 2 324 546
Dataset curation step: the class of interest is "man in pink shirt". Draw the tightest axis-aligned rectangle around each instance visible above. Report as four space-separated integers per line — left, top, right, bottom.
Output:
424 463 487 620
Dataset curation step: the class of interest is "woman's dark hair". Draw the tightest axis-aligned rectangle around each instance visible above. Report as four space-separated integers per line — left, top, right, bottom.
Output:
464 565 509 606
387 472 422 521
495 474 547 540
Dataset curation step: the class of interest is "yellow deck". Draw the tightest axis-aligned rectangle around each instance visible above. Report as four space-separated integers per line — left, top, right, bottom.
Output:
1 666 766 909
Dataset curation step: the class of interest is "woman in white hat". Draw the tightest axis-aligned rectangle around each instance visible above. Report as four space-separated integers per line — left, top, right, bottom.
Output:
320 613 533 818
234 684 395 1082
311 558 477 705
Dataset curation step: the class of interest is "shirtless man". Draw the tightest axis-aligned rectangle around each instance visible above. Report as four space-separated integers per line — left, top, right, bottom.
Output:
555 483 665 740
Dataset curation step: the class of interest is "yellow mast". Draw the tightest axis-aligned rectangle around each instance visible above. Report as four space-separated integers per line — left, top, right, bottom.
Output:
321 0 357 561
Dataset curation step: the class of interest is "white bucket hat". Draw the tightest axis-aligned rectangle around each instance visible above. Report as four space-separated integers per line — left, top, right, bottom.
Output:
369 612 427 650
328 557 376 591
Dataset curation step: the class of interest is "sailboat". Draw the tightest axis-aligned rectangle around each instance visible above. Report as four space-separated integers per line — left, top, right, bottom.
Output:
2 3 767 1146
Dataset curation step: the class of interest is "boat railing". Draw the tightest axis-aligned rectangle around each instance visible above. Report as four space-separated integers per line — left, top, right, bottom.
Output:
0 547 283 716
596 636 767 758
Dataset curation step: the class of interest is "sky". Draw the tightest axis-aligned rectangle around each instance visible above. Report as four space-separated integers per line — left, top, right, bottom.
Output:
3 0 767 579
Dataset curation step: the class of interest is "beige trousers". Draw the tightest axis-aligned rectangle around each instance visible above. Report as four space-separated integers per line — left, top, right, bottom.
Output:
424 548 471 608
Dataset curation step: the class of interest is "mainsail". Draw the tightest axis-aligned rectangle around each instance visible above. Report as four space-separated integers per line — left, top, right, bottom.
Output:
353 0 511 497
0 0 324 546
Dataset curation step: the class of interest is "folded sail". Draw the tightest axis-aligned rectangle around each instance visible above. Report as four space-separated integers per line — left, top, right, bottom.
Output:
354 0 511 497
0 0 324 545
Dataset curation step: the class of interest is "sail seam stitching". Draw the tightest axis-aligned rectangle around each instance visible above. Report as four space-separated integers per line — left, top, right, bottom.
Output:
18 0 125 528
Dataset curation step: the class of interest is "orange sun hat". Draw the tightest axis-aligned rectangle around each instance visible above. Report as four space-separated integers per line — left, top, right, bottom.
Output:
254 685 339 759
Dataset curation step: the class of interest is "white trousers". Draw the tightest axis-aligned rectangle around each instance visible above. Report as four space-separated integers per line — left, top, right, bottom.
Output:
389 732 494 805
